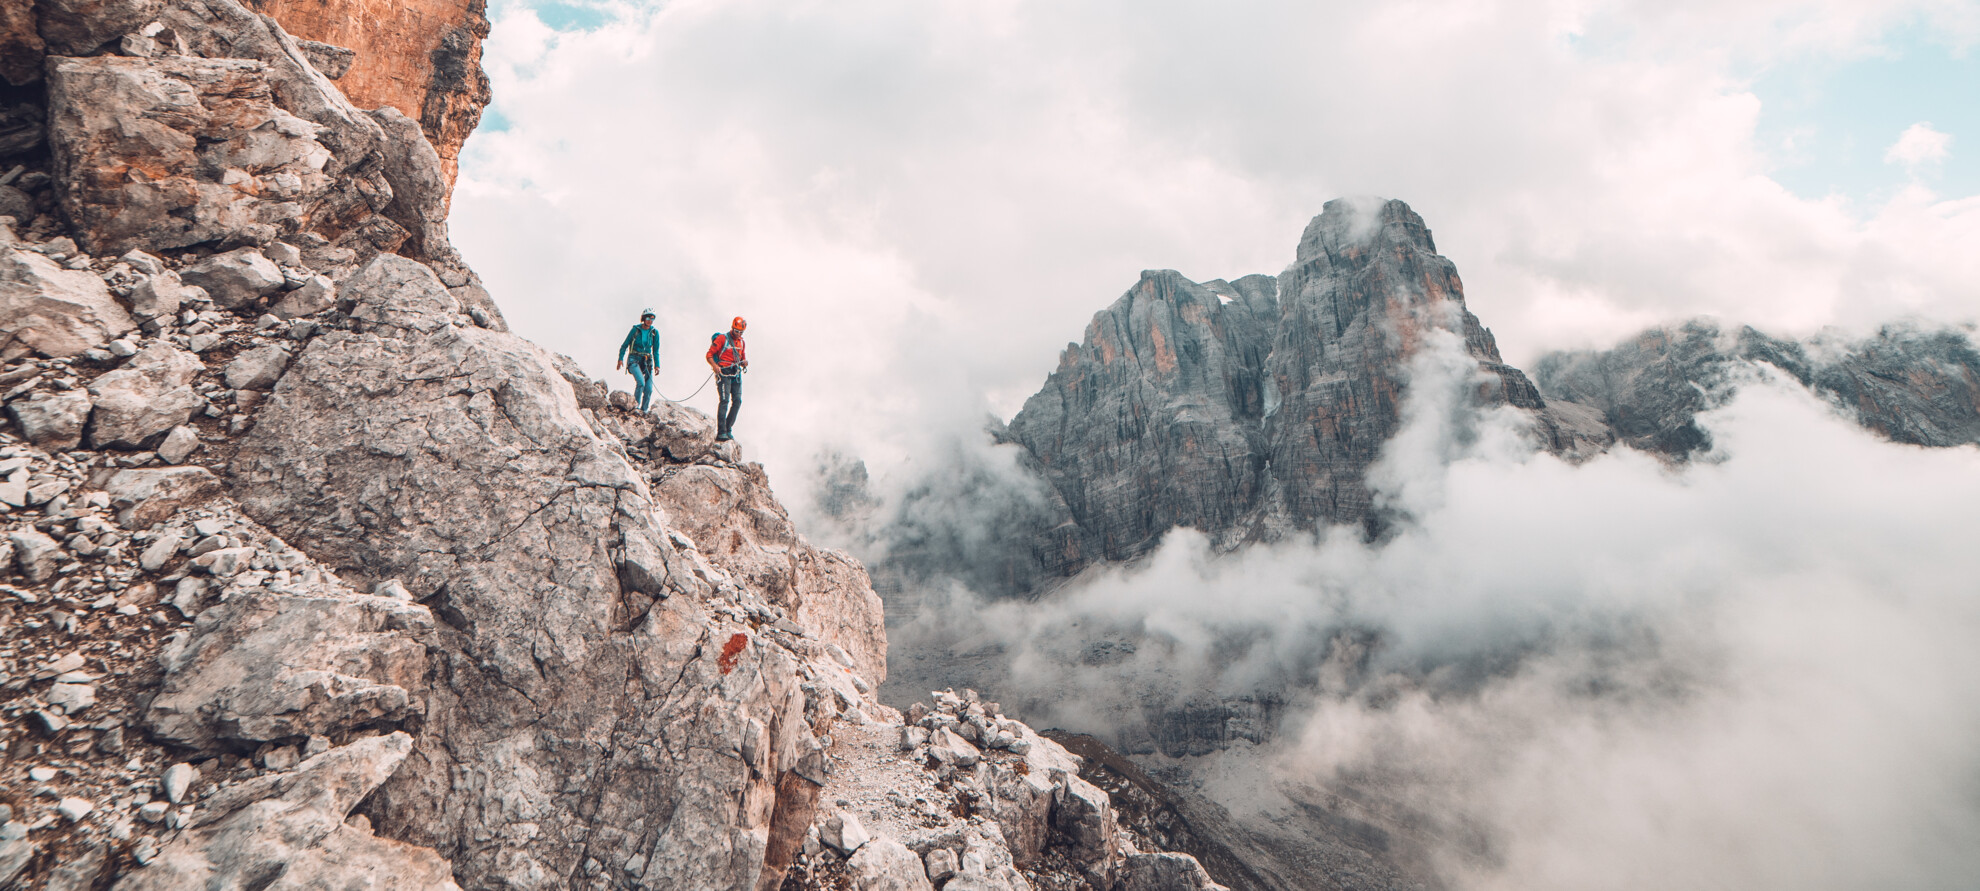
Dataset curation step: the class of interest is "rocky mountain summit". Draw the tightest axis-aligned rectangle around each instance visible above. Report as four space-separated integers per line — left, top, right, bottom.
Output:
923 199 1980 609
1 2 1224 889
975 199 1605 594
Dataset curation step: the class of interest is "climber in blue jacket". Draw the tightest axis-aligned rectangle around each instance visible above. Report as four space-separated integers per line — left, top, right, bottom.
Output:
615 308 660 412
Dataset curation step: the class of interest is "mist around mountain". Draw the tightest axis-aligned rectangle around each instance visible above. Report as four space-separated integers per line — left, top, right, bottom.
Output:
826 199 1980 891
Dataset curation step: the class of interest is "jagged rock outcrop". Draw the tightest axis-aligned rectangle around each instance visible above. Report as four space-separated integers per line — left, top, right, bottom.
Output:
33 0 469 272
242 0 491 191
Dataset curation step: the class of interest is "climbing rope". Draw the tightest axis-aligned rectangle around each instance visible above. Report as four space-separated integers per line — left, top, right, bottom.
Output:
653 370 714 404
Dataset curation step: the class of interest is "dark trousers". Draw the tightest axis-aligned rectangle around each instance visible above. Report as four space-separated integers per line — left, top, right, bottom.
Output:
716 371 742 434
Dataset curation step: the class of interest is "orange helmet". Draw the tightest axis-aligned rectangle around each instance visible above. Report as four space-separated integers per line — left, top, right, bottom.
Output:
731 316 748 331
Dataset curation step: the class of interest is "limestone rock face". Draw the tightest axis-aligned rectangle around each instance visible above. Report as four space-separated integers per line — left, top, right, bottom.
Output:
0 245 136 361
46 56 336 256
113 733 462 891
653 456 889 685
228 254 819 888
245 0 491 191
145 591 433 750
32 0 465 268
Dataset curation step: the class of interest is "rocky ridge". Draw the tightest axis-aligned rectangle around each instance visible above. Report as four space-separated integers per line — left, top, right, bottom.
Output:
0 236 1220 889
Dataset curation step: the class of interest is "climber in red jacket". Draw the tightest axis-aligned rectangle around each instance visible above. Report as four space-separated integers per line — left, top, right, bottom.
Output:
706 316 748 441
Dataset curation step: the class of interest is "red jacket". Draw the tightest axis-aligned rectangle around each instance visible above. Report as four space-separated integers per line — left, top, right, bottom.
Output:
707 332 746 369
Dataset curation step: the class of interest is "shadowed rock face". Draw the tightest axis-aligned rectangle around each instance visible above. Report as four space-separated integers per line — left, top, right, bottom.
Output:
1000 199 1560 583
1260 199 1546 537
1003 268 1280 578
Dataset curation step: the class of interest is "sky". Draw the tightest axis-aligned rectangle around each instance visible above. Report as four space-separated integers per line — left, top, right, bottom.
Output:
454 0 1980 507
448 4 1980 887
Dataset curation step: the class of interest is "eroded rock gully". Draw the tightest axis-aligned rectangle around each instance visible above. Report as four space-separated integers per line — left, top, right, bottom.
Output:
1 2 1220 888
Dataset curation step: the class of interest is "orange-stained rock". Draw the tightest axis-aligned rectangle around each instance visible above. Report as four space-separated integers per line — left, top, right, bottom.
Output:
0 0 45 86
247 0 491 196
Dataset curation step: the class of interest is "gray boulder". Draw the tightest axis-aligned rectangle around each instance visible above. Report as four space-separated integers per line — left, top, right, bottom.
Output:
650 397 720 461
86 341 203 449
848 837 935 891
341 253 463 333
0 246 136 361
8 528 62 583
7 387 92 450
119 249 165 274
181 248 285 311
1118 852 1229 891
0 185 30 224
224 343 292 390
145 592 432 751
156 425 200 464
112 733 461 891
124 269 203 320
821 809 872 855
103 466 222 529
269 274 334 318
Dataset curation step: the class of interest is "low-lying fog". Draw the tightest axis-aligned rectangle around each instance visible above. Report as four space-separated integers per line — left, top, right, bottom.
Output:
872 332 1980 890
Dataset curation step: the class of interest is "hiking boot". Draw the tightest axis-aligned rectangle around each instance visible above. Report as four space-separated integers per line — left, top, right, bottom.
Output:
715 432 732 442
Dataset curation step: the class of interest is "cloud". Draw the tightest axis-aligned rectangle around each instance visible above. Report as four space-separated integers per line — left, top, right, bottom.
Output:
1887 121 1954 166
886 333 1980 889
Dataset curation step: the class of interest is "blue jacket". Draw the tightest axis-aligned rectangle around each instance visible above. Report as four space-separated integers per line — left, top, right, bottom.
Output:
619 325 659 366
